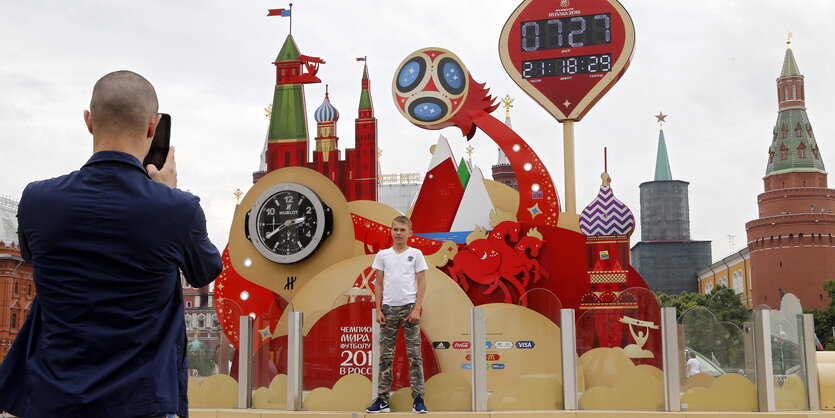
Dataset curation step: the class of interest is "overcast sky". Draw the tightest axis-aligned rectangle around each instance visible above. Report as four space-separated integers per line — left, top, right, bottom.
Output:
1 1 833 261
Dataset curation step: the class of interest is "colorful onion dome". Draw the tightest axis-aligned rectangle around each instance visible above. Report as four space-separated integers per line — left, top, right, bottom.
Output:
580 172 635 237
314 86 339 123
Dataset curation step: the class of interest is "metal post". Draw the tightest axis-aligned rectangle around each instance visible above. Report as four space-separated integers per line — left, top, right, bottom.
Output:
560 309 577 410
743 322 756 382
237 315 253 409
753 309 776 412
803 314 820 410
660 307 681 411
562 120 576 214
286 311 304 411
470 307 487 412
371 308 381 401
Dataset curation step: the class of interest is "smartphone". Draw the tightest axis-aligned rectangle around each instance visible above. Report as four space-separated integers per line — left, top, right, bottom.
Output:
143 113 171 171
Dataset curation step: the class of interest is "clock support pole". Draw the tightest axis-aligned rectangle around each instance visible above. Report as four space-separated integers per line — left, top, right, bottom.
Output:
563 120 576 214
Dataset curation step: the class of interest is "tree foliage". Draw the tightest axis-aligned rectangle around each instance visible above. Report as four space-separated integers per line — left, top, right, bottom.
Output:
806 279 835 350
656 286 750 372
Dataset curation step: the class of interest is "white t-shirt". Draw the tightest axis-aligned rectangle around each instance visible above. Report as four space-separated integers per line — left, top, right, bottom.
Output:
686 357 701 377
372 246 428 306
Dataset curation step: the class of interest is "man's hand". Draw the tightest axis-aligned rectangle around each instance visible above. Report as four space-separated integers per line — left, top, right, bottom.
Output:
147 146 177 189
376 310 386 325
407 307 421 324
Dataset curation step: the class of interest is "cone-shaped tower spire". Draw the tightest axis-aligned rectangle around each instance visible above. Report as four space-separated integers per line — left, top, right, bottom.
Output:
358 64 373 115
764 39 826 180
654 129 673 181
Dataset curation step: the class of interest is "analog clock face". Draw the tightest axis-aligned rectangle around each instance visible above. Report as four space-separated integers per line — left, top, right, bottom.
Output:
247 183 332 264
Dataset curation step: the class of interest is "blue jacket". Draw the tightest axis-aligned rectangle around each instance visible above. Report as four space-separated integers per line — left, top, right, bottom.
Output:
0 151 223 417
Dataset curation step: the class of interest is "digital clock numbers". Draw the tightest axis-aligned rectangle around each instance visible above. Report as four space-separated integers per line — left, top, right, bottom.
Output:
521 13 611 52
522 53 611 78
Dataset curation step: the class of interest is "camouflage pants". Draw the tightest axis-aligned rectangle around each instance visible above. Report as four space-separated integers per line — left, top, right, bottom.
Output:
377 303 424 401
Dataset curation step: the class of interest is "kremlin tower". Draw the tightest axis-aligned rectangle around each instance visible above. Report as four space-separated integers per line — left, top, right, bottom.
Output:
491 95 518 190
745 40 835 309
253 35 378 201
630 116 711 294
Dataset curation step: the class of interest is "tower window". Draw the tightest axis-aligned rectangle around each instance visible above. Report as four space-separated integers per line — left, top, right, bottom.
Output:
27 283 32 296
792 83 797 100
10 313 17 329
781 124 788 139
13 281 18 295
813 147 820 160
795 123 803 137
798 143 807 158
773 131 777 142
768 151 775 164
780 144 788 160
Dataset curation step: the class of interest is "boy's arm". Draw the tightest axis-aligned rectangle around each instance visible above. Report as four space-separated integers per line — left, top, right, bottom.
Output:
407 269 426 323
374 269 386 324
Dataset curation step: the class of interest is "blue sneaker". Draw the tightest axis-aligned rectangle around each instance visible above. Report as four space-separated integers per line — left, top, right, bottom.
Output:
366 397 390 413
412 396 428 414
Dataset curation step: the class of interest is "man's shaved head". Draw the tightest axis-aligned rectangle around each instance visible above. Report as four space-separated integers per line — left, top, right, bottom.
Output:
89 71 158 136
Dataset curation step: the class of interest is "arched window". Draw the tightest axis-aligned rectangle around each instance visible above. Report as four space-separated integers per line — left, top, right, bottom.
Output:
27 283 32 296
705 282 714 294
781 124 788 139
780 144 788 160
10 313 17 329
13 281 18 295
186 301 192 308
733 271 743 294
798 143 807 158
718 276 728 287
212 314 219 329
197 314 206 329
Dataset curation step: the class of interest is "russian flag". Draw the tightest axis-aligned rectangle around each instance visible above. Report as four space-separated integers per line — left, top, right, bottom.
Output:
356 57 367 62
268 8 291 17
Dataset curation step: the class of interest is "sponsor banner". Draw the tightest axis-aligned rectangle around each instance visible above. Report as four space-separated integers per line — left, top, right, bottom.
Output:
491 363 506 369
461 363 472 370
486 353 501 361
433 341 450 349
486 340 493 349
453 341 471 349
515 340 535 349
494 341 513 349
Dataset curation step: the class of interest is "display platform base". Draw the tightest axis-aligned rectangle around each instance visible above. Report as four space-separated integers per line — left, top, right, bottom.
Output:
190 410 835 417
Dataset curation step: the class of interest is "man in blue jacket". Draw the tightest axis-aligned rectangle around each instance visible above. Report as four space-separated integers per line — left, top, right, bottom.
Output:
0 70 223 418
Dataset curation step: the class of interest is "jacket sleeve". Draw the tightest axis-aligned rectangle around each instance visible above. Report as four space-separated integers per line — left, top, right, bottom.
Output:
180 201 222 288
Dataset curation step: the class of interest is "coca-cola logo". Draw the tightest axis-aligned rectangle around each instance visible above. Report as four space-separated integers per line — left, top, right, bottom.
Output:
452 341 471 349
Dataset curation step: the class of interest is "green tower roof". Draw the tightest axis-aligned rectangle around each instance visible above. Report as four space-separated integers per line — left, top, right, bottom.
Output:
358 64 372 110
275 35 300 62
654 129 673 181
766 46 826 177
781 47 801 77
765 109 826 176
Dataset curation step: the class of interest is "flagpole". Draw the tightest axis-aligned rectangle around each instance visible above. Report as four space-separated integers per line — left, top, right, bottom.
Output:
289 3 293 34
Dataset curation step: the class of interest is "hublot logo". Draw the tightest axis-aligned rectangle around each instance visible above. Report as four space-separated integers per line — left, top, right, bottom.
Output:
279 210 298 215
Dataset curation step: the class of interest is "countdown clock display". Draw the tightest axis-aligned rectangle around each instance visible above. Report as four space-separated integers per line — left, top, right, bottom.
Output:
246 182 333 264
499 0 635 121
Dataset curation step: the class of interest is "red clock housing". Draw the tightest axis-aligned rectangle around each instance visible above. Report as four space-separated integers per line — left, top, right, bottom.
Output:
499 0 635 121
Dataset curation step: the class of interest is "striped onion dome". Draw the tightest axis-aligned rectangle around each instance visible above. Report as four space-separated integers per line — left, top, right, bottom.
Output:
579 173 634 237
314 87 339 123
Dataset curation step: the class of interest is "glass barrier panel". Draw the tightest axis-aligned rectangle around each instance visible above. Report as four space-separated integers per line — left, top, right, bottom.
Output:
485 289 563 410
251 295 292 409
679 306 756 411
770 293 809 411
187 297 240 409
575 287 664 411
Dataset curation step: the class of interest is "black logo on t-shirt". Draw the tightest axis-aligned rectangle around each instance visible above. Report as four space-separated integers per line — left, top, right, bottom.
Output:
408 255 414 262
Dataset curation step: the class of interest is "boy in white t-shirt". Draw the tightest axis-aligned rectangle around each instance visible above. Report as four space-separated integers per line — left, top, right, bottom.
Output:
366 216 429 414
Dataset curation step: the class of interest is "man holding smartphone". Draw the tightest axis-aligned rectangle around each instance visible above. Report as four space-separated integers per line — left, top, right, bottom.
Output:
0 70 222 418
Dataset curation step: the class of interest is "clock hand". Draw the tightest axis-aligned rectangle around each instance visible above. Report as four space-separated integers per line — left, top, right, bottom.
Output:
265 218 296 239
